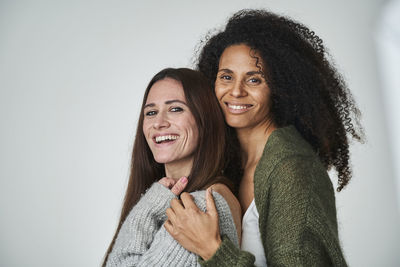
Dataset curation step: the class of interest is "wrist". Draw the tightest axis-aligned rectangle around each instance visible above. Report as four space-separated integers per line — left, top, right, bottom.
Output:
200 236 222 261
142 183 176 217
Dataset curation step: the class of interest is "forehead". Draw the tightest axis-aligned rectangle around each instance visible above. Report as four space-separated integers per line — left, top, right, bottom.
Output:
146 78 185 104
219 44 264 71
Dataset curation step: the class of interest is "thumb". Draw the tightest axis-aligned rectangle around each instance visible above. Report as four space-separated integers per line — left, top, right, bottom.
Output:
206 188 218 217
170 176 188 195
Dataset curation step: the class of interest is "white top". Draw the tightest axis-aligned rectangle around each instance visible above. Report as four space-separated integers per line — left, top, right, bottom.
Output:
240 199 267 266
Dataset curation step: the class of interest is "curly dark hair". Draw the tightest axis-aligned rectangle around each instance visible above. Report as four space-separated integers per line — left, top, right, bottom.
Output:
196 9 364 191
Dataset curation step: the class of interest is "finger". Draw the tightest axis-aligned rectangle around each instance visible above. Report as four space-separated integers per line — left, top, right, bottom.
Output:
158 177 176 189
171 176 188 195
170 198 185 214
166 207 177 223
158 179 172 188
180 192 199 210
164 219 174 235
206 188 218 217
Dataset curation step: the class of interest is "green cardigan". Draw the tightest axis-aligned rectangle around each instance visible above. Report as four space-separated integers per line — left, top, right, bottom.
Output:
200 126 348 266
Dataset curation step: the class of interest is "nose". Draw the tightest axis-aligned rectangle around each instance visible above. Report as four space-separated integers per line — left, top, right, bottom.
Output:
153 112 170 129
230 80 247 97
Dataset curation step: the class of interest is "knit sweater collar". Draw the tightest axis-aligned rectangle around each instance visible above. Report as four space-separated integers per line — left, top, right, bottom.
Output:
253 125 313 201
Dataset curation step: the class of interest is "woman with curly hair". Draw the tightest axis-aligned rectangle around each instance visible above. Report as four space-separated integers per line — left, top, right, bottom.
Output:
164 9 363 266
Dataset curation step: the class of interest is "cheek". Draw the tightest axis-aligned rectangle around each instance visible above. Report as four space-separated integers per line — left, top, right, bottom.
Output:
214 83 224 99
255 89 270 106
191 124 199 144
261 94 269 105
142 120 152 140
185 118 199 145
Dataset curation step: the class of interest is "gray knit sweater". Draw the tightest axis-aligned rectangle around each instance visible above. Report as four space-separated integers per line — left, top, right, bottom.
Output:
106 182 239 267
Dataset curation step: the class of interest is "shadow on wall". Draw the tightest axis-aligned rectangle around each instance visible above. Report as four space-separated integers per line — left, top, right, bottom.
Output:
374 0 400 215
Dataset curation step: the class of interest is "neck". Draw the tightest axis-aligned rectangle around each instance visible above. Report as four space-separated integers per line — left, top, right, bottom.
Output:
237 120 277 168
164 157 193 180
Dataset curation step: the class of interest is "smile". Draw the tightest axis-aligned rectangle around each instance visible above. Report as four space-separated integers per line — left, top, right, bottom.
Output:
225 102 254 113
154 134 179 144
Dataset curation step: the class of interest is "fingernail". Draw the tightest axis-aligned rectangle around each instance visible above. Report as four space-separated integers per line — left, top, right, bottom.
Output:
180 176 187 184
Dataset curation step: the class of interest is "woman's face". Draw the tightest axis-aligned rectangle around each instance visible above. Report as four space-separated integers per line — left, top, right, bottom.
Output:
215 44 272 130
143 78 199 166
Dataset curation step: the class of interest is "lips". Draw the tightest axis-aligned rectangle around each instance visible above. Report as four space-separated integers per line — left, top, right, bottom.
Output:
225 102 254 113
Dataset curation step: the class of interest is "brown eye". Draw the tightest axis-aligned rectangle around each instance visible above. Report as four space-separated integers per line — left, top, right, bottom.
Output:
248 77 261 84
220 75 232 80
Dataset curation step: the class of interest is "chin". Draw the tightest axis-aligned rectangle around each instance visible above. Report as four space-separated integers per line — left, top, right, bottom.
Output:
153 157 169 164
225 117 249 129
153 154 175 164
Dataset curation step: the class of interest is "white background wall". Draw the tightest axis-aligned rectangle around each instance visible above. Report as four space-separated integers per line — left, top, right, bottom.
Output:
1 0 399 266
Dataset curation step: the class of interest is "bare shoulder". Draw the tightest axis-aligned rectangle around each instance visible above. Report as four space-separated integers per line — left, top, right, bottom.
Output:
208 183 242 241
208 183 233 197
209 184 240 210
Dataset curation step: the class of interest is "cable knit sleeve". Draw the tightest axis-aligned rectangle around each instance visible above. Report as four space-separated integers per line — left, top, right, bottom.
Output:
133 190 239 267
106 183 176 267
107 186 239 267
199 235 256 267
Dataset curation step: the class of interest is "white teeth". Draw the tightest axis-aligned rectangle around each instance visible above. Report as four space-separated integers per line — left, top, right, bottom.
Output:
228 104 248 110
155 135 178 143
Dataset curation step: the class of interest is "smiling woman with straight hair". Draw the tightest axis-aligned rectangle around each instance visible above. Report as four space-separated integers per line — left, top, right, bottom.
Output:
102 68 242 267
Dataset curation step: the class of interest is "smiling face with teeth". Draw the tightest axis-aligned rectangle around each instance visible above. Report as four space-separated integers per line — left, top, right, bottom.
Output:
142 78 199 174
215 44 273 131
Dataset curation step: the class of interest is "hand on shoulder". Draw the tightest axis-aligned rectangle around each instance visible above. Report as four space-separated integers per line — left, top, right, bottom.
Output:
158 176 188 195
208 183 242 243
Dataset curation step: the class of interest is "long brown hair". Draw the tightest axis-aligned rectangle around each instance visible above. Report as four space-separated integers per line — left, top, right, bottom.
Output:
102 68 240 265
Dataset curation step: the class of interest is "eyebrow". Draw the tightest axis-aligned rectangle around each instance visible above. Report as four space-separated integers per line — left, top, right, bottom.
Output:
218 68 263 76
246 70 263 76
218 68 233 74
144 99 187 109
